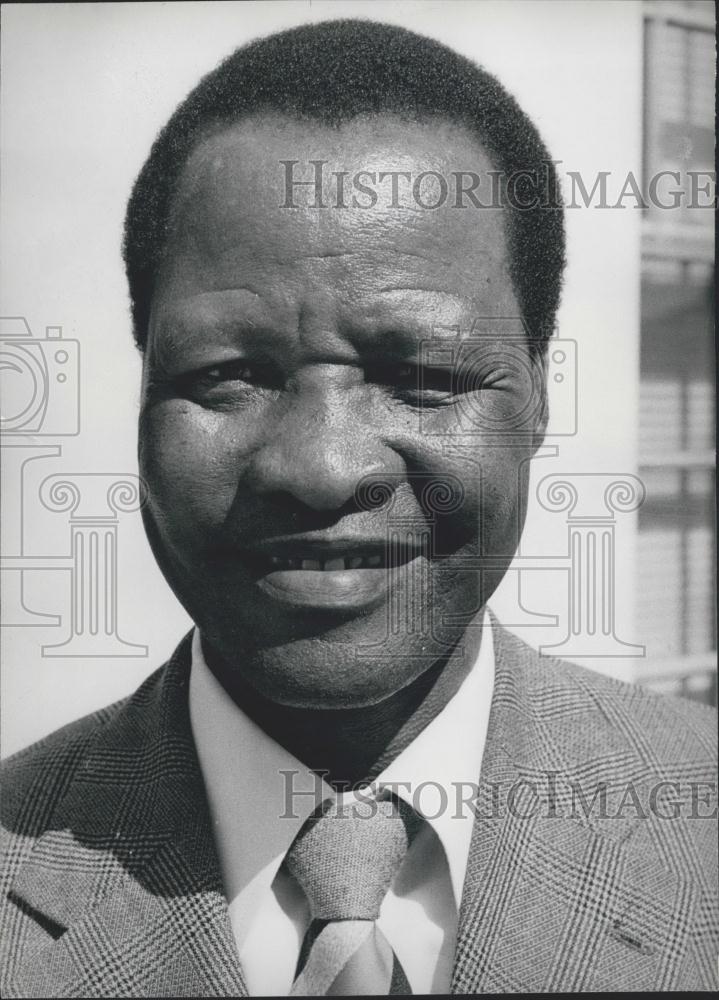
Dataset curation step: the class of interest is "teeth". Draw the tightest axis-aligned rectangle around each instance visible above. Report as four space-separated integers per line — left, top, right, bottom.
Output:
265 554 387 571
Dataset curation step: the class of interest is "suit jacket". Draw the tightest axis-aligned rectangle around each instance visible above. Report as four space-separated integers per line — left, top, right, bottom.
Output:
1 625 717 996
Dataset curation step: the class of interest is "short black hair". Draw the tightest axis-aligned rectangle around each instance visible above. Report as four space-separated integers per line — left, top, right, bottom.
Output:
124 18 565 354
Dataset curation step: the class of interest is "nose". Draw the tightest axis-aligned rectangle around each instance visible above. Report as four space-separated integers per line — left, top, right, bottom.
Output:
245 372 399 511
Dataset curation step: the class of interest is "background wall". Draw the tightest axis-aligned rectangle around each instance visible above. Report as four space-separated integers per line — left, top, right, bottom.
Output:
1 0 645 757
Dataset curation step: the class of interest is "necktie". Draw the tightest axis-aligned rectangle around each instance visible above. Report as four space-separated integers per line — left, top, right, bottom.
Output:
285 795 419 996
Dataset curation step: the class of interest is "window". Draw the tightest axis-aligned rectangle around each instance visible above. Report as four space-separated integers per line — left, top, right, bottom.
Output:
637 1 715 704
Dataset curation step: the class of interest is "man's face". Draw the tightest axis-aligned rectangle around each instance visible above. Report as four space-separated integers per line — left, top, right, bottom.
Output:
139 114 545 708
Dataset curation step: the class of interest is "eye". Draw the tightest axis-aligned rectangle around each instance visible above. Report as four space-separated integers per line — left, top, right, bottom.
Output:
365 361 458 402
386 362 421 389
174 358 282 404
418 367 456 395
198 360 276 386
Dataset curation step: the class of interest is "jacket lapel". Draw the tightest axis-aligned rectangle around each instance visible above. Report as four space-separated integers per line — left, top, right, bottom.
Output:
452 623 700 993
8 635 248 998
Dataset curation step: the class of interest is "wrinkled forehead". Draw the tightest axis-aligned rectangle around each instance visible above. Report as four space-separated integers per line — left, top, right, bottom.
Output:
162 113 509 271
148 113 525 360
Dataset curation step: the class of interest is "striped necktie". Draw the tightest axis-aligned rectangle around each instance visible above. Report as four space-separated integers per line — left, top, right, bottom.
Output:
286 795 420 995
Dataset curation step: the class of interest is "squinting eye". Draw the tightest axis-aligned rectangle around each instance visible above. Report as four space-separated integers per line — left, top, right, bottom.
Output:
202 361 264 384
393 364 455 395
170 358 284 407
418 367 455 394
394 364 415 382
366 362 457 399
182 359 281 390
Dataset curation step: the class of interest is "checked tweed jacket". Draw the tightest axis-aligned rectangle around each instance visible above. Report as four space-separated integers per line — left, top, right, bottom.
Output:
1 624 717 996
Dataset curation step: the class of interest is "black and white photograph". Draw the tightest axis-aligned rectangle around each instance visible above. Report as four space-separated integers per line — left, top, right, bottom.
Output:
1 1 716 994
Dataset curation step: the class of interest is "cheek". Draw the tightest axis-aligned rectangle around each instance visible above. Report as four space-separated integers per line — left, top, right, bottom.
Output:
431 444 530 556
139 404 242 538
478 450 533 553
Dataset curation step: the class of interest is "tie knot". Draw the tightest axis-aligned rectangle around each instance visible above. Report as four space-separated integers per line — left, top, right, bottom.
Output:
285 795 418 921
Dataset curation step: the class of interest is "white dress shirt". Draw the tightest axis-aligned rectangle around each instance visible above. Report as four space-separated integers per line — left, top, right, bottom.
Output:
189 613 494 995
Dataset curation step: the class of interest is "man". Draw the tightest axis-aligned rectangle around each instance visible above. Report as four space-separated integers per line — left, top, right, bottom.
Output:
1 19 716 996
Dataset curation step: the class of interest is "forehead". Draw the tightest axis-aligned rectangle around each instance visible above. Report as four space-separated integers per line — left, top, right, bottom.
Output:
152 114 520 345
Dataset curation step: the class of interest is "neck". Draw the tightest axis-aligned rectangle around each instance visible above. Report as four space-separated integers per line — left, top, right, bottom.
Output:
203 630 481 789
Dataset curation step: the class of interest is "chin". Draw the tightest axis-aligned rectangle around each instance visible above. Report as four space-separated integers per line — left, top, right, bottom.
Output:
209 626 442 710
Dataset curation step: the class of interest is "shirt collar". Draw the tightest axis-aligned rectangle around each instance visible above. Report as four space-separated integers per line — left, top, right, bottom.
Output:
377 618 494 904
189 612 494 943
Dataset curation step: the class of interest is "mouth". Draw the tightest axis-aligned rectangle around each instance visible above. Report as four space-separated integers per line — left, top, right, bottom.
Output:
259 552 387 572
240 537 427 612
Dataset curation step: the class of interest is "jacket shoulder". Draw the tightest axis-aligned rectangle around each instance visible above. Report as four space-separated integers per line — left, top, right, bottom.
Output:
493 623 717 771
557 654 716 764
1 668 161 844
1 632 194 817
